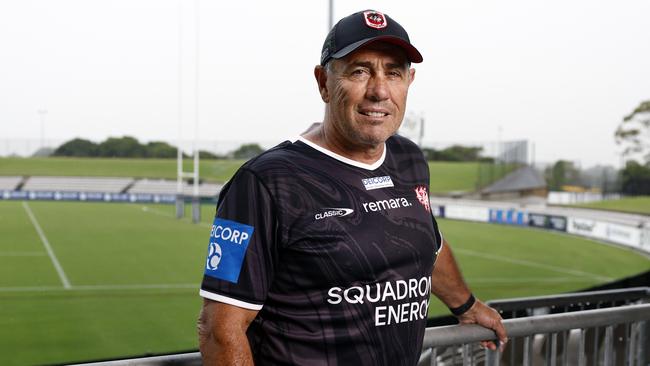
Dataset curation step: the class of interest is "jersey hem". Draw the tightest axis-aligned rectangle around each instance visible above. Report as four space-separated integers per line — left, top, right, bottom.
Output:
199 289 264 310
296 136 386 171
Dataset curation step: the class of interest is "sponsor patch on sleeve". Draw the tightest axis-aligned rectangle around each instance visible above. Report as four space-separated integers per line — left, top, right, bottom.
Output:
204 218 255 283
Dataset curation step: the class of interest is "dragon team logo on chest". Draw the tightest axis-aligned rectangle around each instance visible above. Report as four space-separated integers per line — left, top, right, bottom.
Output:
414 186 430 212
362 176 394 190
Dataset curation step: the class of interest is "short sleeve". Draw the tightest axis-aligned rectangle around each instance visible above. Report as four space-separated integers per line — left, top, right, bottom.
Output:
431 212 444 257
199 168 278 310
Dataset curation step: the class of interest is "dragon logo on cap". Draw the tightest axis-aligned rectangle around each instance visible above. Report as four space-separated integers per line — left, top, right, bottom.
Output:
364 11 387 29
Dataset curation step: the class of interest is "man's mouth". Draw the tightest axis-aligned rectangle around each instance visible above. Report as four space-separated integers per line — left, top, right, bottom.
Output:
360 111 388 117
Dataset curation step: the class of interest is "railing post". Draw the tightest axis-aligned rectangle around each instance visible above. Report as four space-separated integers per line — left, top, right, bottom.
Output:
486 348 500 366
462 344 469 366
604 325 614 366
523 336 533 366
578 328 586 366
550 332 557 366
639 320 648 366
429 347 437 366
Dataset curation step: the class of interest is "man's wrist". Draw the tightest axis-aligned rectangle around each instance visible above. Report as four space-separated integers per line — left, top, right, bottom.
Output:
449 293 476 316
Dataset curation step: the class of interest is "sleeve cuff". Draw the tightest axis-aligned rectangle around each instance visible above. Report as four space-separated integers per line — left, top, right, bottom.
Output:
199 289 264 311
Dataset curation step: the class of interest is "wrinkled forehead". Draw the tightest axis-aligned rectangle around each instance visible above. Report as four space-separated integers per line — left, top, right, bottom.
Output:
332 42 411 70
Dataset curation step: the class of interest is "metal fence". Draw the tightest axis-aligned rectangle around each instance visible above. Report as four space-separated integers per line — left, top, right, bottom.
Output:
419 288 650 366
74 290 650 366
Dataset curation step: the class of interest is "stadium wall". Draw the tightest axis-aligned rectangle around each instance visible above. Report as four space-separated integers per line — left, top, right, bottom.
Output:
2 189 648 254
431 202 649 255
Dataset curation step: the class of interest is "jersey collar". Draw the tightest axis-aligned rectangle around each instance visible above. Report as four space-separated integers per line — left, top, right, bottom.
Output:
296 136 386 171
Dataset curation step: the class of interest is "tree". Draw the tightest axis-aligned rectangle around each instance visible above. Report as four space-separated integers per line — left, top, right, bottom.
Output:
145 141 177 158
231 143 264 159
615 100 650 163
98 136 145 157
620 160 650 195
421 145 484 161
198 150 224 159
53 138 99 157
544 160 580 191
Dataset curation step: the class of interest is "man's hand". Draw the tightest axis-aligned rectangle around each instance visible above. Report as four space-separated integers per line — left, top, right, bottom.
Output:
457 300 508 351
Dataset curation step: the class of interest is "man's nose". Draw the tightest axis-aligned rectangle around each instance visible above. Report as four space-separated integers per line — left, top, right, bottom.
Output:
366 75 390 102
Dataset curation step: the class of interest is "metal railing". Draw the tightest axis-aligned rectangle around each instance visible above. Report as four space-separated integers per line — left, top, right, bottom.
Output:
484 287 650 366
487 287 650 314
70 352 201 366
74 289 650 366
418 303 650 366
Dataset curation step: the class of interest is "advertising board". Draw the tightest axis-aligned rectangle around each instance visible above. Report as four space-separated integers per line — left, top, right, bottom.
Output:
489 209 528 226
567 217 642 249
528 213 567 232
445 205 490 222
0 190 176 204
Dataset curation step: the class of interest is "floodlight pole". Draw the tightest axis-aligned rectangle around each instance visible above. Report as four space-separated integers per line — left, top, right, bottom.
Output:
38 109 47 152
175 0 202 224
191 0 201 224
328 0 334 29
176 0 185 219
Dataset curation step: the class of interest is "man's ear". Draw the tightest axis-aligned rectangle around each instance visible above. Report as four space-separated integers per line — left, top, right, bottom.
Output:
408 68 416 86
314 65 329 103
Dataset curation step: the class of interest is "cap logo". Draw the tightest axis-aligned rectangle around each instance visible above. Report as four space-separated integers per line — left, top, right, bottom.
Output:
363 11 387 29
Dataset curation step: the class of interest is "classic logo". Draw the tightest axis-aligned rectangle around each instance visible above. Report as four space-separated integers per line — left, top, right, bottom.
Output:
414 186 430 212
204 218 254 283
315 208 354 220
364 10 388 29
362 176 394 190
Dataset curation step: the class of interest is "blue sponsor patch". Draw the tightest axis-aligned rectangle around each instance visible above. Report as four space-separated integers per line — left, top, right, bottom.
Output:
204 218 254 283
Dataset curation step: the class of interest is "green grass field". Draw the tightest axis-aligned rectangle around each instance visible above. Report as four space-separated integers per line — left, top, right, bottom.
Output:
1 200 647 365
0 157 244 183
568 196 650 215
0 157 502 193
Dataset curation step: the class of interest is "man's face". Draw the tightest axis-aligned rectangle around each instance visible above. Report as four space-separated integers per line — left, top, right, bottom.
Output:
319 43 415 149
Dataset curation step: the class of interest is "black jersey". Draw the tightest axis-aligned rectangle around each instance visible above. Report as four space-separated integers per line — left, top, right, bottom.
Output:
200 134 443 366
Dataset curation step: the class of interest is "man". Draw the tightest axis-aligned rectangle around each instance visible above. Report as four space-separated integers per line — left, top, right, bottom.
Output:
198 10 507 366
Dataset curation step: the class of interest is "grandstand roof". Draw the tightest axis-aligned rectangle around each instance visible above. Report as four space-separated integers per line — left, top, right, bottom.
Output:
481 166 546 194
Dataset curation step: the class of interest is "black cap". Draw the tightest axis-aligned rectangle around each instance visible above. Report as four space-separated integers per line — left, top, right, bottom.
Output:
320 10 423 66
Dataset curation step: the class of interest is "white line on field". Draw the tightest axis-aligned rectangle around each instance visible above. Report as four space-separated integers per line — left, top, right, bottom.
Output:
455 248 613 282
0 252 47 256
0 283 197 293
22 201 72 289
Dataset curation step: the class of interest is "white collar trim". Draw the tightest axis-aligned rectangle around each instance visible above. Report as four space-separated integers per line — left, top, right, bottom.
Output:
296 136 386 171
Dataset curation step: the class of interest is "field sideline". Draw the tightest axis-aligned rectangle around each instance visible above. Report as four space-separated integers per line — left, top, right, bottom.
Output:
1 200 648 365
568 196 650 215
0 157 501 193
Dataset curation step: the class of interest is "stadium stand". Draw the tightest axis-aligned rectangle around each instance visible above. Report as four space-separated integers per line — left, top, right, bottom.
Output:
128 178 222 198
480 166 547 201
21 176 134 193
0 176 24 190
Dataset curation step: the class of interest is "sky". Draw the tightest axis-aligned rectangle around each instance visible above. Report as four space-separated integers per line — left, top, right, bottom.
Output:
1 0 649 167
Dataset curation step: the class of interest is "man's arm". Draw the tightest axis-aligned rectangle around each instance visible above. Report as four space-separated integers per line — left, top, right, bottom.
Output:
431 240 508 351
198 298 259 366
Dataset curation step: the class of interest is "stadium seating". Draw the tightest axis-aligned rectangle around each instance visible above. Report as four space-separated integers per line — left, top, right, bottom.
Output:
0 176 24 190
128 178 222 197
21 176 134 193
